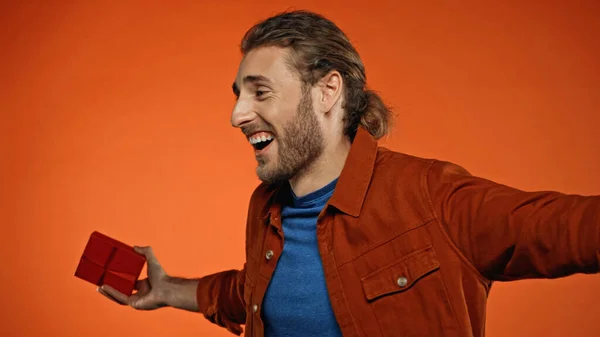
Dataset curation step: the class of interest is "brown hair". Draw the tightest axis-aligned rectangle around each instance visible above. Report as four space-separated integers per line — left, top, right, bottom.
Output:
240 10 393 140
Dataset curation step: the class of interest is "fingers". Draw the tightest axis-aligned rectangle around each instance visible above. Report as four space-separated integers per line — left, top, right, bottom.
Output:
98 284 156 310
134 278 151 293
97 287 123 305
128 292 158 310
98 285 130 306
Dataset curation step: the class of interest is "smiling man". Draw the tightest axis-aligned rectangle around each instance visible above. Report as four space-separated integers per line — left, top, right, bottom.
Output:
99 10 600 337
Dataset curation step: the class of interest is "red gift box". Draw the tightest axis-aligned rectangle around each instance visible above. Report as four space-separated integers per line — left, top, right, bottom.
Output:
74 231 146 295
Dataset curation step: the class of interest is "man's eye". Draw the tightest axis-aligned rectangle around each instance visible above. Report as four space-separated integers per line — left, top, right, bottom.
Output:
256 90 265 97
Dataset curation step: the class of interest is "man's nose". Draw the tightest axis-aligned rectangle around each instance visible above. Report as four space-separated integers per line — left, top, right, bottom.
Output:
231 97 256 128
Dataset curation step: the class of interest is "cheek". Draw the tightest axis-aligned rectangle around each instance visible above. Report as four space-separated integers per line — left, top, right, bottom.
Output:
263 101 297 128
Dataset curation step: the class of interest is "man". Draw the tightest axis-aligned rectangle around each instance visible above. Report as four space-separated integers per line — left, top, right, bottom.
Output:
99 10 600 337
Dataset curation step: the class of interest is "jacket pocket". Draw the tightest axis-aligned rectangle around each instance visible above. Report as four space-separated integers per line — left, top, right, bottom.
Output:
361 245 459 336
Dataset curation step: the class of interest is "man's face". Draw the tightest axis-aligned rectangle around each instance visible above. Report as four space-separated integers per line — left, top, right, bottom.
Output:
231 47 324 184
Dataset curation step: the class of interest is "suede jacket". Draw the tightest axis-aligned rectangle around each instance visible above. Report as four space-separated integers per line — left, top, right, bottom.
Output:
196 127 600 337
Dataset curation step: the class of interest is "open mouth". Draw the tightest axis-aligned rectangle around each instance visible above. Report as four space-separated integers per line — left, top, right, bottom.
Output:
249 132 275 152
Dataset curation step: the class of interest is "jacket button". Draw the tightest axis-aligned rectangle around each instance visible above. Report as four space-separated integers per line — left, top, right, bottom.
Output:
252 304 259 313
397 276 408 287
265 250 274 260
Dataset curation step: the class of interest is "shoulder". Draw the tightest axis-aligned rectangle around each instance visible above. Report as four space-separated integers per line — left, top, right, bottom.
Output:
374 147 471 179
371 147 475 200
372 147 434 178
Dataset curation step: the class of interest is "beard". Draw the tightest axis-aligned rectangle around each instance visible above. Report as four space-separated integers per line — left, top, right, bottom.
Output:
256 89 325 184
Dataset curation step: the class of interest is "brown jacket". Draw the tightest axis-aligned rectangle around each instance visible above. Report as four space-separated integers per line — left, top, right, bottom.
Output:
196 127 600 336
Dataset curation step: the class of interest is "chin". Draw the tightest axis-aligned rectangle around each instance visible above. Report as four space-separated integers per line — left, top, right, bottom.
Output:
256 166 289 184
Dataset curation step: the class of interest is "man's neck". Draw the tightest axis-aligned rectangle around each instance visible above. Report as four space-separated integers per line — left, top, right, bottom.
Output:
288 136 351 198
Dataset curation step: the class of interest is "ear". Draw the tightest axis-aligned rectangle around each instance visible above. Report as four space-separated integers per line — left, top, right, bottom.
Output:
316 70 343 115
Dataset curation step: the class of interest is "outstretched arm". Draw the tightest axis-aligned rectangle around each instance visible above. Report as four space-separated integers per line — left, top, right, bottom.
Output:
99 246 247 335
426 160 600 281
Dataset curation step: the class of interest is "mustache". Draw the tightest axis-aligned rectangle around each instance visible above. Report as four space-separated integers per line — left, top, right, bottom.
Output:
241 124 275 137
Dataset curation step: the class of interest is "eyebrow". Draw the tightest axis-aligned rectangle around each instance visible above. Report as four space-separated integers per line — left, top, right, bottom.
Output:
232 75 273 97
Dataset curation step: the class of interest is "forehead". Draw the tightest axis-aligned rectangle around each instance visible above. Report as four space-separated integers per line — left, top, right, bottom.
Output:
235 46 299 86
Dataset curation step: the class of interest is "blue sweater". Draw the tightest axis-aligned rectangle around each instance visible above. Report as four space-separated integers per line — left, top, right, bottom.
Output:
262 179 343 337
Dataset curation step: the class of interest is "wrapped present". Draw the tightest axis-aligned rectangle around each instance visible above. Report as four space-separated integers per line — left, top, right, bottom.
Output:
75 231 146 295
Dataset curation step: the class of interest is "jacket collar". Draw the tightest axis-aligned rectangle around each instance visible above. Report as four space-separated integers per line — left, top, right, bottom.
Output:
327 127 378 217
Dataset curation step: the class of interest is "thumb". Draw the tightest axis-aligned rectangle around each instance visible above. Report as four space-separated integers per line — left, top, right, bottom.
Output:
134 246 161 268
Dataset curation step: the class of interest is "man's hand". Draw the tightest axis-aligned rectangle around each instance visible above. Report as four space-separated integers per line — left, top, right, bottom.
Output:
98 246 170 310
98 245 201 312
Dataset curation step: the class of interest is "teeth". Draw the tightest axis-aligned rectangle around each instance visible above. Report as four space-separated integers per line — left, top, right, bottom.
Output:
249 134 273 144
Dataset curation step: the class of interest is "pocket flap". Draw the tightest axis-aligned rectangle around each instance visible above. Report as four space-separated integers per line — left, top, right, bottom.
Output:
361 245 440 301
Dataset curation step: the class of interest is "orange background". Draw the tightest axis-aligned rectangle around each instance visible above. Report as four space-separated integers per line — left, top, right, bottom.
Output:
2 1 599 336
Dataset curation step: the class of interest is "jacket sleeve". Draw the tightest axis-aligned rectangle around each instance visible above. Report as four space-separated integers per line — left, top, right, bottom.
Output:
196 265 246 335
426 160 600 281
